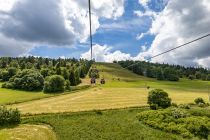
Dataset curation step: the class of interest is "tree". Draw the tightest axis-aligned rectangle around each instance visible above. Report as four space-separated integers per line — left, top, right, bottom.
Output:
40 68 49 78
75 69 81 85
65 80 71 91
148 89 171 110
188 75 196 80
164 68 179 81
69 70 76 86
7 67 17 78
62 68 69 80
207 74 210 81
44 75 65 93
156 68 164 80
195 71 202 79
3 69 44 91
194 97 205 105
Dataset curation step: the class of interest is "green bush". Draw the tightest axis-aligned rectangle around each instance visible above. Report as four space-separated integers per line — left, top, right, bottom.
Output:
3 69 44 91
137 108 210 139
148 89 171 109
0 106 21 126
44 75 65 93
65 80 71 91
178 104 191 109
194 97 205 105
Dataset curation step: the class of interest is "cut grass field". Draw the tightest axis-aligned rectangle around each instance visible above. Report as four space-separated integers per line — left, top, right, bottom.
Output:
9 63 210 115
0 83 90 105
0 87 52 105
0 124 56 140
2 62 210 140
22 108 184 140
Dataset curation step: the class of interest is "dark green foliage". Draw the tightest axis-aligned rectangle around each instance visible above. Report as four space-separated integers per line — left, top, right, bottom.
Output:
1 70 10 81
188 75 196 80
62 68 69 80
0 57 92 90
69 71 76 86
65 80 71 91
7 67 17 78
137 108 210 139
0 106 21 126
40 68 49 78
178 104 190 109
163 68 179 81
118 60 210 82
148 89 171 109
3 69 44 91
89 67 99 79
207 74 210 81
75 69 81 85
156 68 164 80
195 71 202 79
194 97 205 105
44 75 65 93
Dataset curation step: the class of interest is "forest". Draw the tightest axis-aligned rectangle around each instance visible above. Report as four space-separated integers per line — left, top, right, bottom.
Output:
118 60 210 81
0 57 92 93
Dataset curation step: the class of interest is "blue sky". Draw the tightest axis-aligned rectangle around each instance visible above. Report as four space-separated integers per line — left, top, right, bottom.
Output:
1 0 210 67
30 0 158 58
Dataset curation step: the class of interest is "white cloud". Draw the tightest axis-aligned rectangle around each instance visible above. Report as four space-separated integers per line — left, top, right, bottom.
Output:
138 0 210 67
138 0 150 8
81 44 132 62
0 0 125 56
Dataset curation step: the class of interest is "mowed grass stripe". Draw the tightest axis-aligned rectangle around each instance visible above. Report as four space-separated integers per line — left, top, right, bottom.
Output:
0 125 56 140
10 87 208 114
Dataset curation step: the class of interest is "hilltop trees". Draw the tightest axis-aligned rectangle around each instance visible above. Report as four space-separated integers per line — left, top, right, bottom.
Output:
0 57 92 92
118 60 210 82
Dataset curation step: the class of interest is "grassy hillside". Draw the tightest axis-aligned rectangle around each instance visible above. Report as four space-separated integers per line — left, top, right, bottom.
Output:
9 63 210 115
0 125 56 140
22 108 184 140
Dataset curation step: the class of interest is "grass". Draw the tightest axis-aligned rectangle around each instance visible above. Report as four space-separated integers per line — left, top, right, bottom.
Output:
8 63 210 114
0 124 56 140
0 88 52 105
9 87 208 115
22 108 184 140
0 84 90 105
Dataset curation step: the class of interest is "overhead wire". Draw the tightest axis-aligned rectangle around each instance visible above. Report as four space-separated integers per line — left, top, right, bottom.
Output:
124 33 210 69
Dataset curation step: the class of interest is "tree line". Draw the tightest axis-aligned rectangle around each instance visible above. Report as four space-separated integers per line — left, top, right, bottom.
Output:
117 60 210 81
0 57 92 93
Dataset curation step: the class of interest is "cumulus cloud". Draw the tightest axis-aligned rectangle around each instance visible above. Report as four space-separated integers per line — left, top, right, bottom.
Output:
0 0 125 56
138 0 210 67
81 44 132 62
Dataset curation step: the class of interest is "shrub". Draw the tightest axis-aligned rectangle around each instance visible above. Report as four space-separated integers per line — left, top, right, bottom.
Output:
178 104 191 109
198 103 206 108
188 75 196 80
171 103 178 107
44 75 65 93
194 97 205 105
0 106 21 126
148 89 171 109
3 69 44 91
137 108 210 139
1 70 10 81
65 80 71 91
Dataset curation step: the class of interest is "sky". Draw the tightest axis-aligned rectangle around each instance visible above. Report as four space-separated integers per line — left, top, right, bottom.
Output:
0 0 210 67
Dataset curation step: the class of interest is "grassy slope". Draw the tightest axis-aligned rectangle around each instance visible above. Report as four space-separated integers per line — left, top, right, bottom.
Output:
9 63 210 114
22 108 184 140
0 124 56 140
0 82 90 105
0 87 52 105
